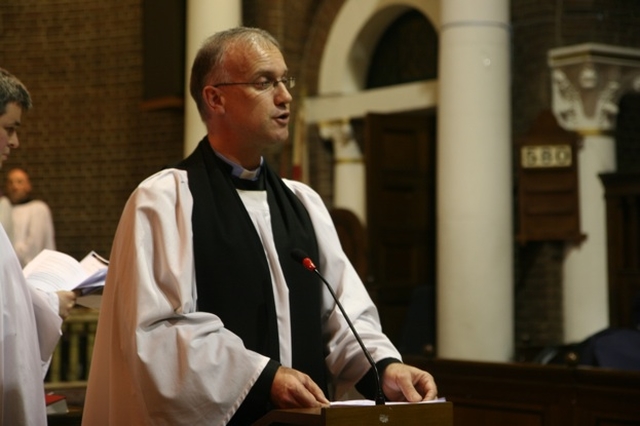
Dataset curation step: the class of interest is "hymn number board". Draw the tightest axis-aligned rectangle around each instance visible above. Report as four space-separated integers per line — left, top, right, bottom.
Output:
517 111 584 244
521 145 572 169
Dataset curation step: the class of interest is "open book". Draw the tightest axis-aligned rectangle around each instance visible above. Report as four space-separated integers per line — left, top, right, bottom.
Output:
23 249 108 309
330 397 447 406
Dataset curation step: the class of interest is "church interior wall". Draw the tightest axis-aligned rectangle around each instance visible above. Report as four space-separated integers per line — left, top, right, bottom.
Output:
1 0 639 359
511 0 640 355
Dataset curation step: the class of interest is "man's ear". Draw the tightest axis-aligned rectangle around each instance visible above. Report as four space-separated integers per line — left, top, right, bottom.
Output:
203 86 224 113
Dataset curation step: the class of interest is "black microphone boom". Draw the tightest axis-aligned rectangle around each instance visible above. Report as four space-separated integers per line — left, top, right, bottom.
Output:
290 248 386 405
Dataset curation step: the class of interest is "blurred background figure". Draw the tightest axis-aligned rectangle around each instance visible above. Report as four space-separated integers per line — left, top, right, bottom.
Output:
4 167 56 266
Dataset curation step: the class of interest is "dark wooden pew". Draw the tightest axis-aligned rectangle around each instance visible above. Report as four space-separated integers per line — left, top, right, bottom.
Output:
407 356 640 426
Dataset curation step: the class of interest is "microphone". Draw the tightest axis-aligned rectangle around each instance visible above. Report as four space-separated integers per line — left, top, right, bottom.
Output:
291 248 386 405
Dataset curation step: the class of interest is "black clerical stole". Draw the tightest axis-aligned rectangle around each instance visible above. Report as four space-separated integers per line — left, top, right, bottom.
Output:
176 138 328 393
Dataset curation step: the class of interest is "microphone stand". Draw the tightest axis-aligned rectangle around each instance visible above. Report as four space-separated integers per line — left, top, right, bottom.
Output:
312 269 387 406
291 248 386 405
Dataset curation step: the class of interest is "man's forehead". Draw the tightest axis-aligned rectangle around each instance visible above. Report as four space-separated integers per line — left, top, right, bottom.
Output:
8 170 27 181
1 103 23 125
228 41 286 76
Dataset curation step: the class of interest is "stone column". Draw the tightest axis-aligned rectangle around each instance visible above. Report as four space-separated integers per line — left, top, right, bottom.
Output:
183 0 242 157
548 43 640 343
437 0 512 361
318 120 366 225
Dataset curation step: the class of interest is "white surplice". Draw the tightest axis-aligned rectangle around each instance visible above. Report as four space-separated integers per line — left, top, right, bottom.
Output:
0 225 62 426
82 168 401 426
12 199 56 267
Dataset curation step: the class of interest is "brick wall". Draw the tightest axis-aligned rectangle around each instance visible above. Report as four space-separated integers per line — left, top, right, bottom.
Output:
0 0 343 259
0 0 184 260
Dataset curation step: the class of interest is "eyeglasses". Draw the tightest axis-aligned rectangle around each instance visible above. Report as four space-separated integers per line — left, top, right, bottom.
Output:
213 77 296 91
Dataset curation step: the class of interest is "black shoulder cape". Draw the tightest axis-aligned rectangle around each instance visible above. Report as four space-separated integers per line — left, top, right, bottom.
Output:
176 138 328 423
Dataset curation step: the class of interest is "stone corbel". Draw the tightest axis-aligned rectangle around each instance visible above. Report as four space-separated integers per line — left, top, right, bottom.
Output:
318 119 363 163
318 119 366 222
548 43 640 134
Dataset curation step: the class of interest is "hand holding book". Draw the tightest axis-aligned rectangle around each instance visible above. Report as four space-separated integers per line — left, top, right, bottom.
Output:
23 249 108 309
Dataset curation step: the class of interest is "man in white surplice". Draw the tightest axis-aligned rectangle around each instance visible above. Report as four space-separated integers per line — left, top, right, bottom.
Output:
4 167 56 266
0 68 75 426
82 27 437 426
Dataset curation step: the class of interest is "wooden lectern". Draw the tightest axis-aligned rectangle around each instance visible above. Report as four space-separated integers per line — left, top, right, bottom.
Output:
253 401 453 426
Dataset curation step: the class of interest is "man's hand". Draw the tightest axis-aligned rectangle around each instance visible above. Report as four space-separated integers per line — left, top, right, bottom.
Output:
56 290 78 319
381 363 438 402
270 366 330 409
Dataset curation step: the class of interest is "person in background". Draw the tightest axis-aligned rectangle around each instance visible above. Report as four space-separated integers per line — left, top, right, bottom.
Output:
4 166 56 266
83 27 437 426
0 67 76 426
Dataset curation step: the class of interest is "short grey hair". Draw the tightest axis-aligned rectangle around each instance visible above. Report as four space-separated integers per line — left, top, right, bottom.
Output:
0 68 32 115
189 27 280 120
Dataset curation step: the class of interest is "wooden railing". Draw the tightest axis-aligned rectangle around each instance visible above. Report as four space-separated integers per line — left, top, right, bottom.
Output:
46 307 99 384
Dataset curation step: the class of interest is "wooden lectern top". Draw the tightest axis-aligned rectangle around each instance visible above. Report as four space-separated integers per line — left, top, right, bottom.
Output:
252 401 453 426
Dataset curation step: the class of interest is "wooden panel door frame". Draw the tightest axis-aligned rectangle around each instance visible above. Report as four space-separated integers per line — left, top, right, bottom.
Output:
363 110 437 349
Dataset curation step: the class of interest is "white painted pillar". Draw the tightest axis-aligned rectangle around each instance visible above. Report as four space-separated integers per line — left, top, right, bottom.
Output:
563 134 614 342
318 121 366 225
183 0 242 157
437 0 513 361
548 43 640 343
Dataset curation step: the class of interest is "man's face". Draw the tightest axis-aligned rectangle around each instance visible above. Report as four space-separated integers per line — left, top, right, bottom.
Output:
215 42 293 150
6 168 31 204
0 102 23 170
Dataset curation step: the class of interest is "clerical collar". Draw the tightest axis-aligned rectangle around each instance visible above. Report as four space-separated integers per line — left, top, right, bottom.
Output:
213 150 263 181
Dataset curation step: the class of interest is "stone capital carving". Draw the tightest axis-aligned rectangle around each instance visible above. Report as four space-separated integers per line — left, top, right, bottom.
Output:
548 43 640 133
318 120 363 161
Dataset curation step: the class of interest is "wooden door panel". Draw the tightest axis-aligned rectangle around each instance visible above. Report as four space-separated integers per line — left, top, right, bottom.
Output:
364 112 436 346
376 237 429 284
378 188 430 228
378 131 430 171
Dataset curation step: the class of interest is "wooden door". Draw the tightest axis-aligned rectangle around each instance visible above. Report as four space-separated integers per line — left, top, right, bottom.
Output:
364 112 436 347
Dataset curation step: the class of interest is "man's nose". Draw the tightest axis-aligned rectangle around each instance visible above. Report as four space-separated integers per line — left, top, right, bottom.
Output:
275 83 293 103
8 133 20 149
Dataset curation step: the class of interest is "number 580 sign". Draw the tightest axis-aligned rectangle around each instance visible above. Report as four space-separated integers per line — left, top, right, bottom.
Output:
521 144 572 168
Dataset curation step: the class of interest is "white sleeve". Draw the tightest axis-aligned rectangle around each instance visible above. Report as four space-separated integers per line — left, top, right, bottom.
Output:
0 196 13 242
28 285 63 376
0 228 52 425
284 179 402 399
83 169 269 426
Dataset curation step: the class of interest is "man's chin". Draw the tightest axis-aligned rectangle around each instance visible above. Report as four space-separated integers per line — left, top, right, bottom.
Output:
267 132 289 147
264 141 285 155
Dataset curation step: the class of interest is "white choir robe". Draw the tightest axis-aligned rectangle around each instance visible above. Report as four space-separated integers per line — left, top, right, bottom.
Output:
82 168 401 426
11 199 56 267
0 225 62 426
